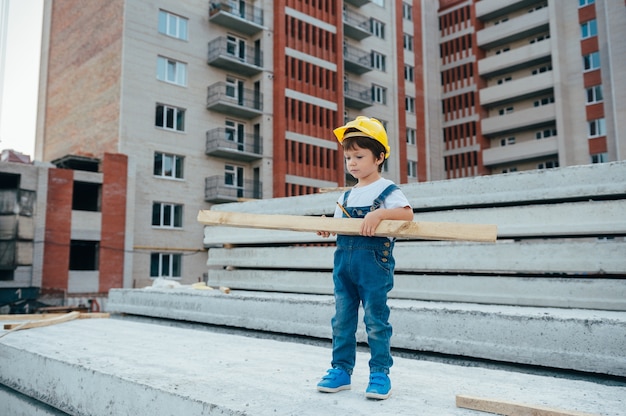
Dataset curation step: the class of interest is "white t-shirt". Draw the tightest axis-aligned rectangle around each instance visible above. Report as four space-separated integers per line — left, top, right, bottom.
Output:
333 178 411 218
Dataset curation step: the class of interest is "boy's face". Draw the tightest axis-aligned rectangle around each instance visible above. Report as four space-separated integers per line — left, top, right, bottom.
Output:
344 144 384 184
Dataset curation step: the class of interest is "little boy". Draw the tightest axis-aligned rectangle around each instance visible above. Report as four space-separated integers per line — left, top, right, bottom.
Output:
316 116 413 399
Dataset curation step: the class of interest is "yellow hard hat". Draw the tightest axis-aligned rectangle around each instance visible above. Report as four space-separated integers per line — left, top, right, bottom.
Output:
333 116 390 159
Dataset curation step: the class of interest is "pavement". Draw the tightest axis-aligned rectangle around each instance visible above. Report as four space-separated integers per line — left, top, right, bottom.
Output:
1 315 625 416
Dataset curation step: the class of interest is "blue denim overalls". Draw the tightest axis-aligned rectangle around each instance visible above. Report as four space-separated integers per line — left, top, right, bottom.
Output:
331 184 398 375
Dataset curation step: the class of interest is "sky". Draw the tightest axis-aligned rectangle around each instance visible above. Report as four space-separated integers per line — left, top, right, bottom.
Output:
0 0 43 158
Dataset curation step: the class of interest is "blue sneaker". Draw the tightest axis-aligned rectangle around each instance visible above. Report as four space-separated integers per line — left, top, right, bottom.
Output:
317 368 351 393
365 372 391 400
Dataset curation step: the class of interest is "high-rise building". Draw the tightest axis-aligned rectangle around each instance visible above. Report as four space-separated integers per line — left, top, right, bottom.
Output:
35 0 624 287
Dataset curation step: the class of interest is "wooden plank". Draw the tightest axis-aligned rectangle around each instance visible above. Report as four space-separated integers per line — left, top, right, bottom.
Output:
0 312 110 321
455 395 600 416
3 311 81 330
197 210 497 242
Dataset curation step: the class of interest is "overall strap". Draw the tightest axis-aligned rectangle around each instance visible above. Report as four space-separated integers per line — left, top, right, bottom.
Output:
371 184 399 211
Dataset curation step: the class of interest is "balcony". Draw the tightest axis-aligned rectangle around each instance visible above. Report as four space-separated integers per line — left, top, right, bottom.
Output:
479 71 553 107
343 8 371 40
205 175 262 203
477 7 549 49
344 0 370 7
483 136 558 166
209 1 264 36
206 82 263 119
344 80 372 109
478 41 551 78
476 0 543 21
344 44 372 74
482 103 556 137
208 38 263 76
205 128 263 162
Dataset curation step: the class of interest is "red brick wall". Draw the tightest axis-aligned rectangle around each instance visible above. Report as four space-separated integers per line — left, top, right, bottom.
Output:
42 169 73 290
43 0 124 162
99 153 128 292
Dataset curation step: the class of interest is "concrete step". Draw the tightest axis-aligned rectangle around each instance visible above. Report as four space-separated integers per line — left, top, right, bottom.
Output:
1 317 624 415
107 288 626 377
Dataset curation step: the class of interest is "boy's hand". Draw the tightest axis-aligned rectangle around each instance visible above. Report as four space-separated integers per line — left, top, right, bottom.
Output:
316 215 336 238
361 210 384 236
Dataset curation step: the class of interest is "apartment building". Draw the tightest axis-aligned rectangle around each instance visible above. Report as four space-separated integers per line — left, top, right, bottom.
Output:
35 0 624 287
0 153 127 312
438 0 625 177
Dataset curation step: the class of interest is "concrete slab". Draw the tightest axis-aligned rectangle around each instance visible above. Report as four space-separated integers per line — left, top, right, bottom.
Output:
0 317 624 416
107 288 626 376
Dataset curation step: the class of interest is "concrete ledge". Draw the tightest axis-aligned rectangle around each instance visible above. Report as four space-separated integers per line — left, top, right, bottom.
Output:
108 289 626 377
1 318 624 415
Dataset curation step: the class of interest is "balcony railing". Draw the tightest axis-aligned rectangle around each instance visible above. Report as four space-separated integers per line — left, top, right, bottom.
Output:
209 1 264 35
344 0 370 7
343 8 371 40
205 128 263 162
208 37 263 76
344 44 372 74
206 82 263 119
205 175 262 203
344 80 372 109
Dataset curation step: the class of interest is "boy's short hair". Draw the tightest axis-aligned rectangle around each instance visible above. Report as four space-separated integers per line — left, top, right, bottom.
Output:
341 128 387 172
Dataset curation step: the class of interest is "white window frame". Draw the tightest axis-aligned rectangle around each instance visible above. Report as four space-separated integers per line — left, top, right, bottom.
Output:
403 33 414 52
581 19 597 39
154 152 184 179
406 128 416 145
404 65 414 82
538 160 559 170
535 128 557 139
500 137 516 146
371 85 387 104
591 153 608 164
156 104 185 132
402 3 412 21
583 52 601 71
371 51 386 72
370 19 385 39
407 160 417 178
406 96 415 113
579 0 595 7
150 253 182 278
226 35 246 60
152 202 183 228
586 85 603 104
588 118 606 138
158 10 188 40
157 56 187 86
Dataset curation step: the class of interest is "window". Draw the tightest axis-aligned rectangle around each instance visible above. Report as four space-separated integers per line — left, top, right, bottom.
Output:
533 96 555 107
498 107 514 115
500 137 516 146
72 181 101 212
581 20 597 39
588 118 606 138
406 128 416 145
586 85 603 104
225 165 244 198
538 160 559 169
536 128 557 139
529 34 550 44
531 65 552 75
157 56 187 86
402 3 412 21
591 153 608 164
370 19 385 39
150 253 182 278
158 10 188 40
583 52 600 71
226 35 246 60
371 51 386 71
152 202 183 228
403 34 414 52
406 96 415 113
579 0 595 7
69 240 99 271
225 120 245 151
155 104 185 131
154 152 184 179
497 76 512 85
404 65 414 82
371 85 387 104
407 160 417 178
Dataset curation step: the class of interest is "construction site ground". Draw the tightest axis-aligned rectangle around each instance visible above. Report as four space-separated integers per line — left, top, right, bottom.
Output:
1 314 625 416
